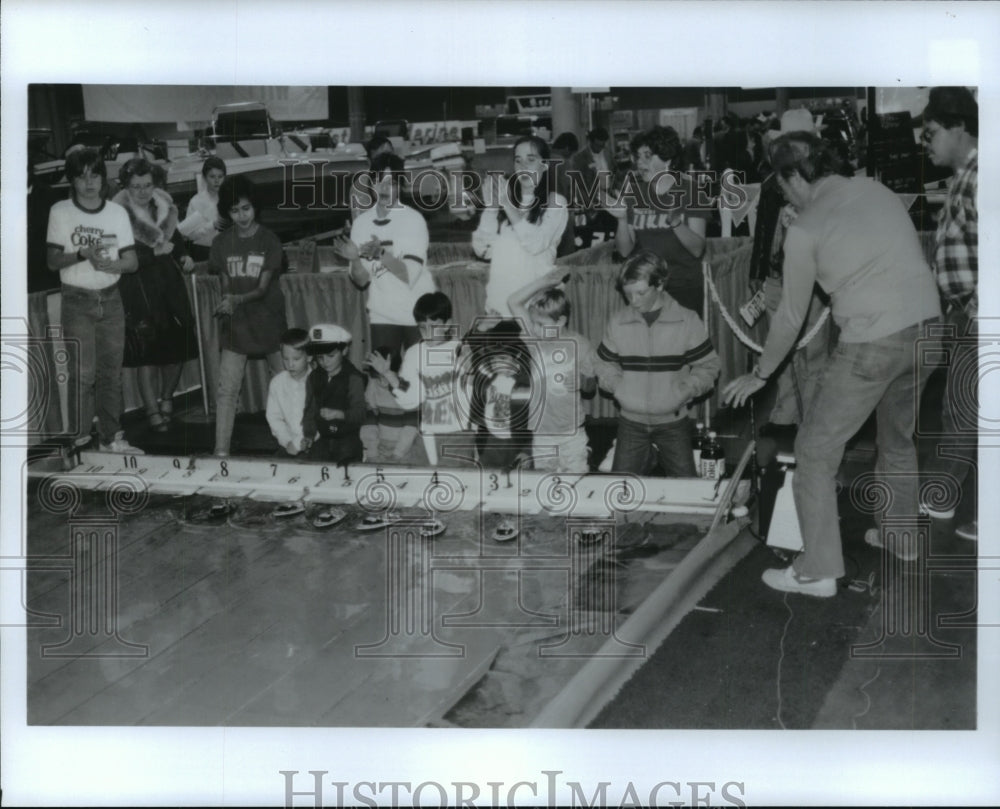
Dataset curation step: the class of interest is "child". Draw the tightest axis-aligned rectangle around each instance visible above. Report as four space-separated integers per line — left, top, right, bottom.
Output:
360 347 427 466
209 174 287 457
367 292 470 467
508 269 597 474
335 152 435 359
302 323 366 464
596 250 720 476
461 319 534 469
266 328 312 457
45 147 143 453
177 156 226 262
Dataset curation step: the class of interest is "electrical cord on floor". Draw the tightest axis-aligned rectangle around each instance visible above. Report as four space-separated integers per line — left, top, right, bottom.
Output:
774 591 795 730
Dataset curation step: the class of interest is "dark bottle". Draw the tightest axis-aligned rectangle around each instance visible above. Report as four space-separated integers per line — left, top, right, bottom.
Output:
692 421 707 468
700 430 726 480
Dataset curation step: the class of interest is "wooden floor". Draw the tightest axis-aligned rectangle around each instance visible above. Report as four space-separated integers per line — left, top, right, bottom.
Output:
25 484 724 727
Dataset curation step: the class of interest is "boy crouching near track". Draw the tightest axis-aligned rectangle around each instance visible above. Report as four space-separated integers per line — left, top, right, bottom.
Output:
302 323 367 465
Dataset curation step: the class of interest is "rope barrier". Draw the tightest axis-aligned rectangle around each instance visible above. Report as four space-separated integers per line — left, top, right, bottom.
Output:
702 260 831 355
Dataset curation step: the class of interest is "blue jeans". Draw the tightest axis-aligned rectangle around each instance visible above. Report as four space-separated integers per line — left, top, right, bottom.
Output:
612 416 696 477
214 348 283 455
763 276 832 424
60 284 125 444
792 319 939 579
924 308 978 487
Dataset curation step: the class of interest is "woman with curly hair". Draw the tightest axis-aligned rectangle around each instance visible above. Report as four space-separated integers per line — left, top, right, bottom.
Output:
113 157 198 432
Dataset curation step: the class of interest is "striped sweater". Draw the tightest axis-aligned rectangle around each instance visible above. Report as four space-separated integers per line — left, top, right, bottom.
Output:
596 292 720 425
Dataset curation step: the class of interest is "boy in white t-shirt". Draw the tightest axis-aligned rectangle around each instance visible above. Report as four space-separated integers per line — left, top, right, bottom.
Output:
367 292 473 467
266 328 312 456
46 147 142 453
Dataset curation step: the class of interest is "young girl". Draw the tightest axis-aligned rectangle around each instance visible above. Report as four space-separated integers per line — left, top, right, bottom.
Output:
472 135 569 320
178 156 227 261
209 175 287 456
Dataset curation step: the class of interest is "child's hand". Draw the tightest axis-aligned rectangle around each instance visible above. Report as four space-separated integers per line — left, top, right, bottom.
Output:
320 408 345 421
544 268 570 286
333 234 360 261
179 256 196 273
300 436 313 452
214 295 236 316
358 236 382 260
366 351 391 377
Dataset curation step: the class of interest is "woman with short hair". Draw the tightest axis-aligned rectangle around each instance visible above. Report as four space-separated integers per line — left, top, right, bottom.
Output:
113 157 199 432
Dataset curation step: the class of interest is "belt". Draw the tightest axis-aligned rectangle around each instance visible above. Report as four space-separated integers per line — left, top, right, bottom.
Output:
61 282 119 297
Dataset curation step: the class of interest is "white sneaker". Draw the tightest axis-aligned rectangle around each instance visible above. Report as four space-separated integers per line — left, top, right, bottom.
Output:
598 440 616 472
100 431 145 455
761 565 836 598
955 521 978 542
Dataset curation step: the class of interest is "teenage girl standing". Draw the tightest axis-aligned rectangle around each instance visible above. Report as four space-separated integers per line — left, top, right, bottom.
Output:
209 174 287 456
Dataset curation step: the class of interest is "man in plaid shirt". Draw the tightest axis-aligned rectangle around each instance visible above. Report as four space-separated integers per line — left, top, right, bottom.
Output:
920 86 979 542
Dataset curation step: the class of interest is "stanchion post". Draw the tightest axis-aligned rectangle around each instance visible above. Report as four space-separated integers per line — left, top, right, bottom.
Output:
190 272 210 416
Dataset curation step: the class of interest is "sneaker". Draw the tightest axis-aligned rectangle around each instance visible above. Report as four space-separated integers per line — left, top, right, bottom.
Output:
864 527 918 562
99 431 145 455
72 434 94 450
761 565 836 598
955 521 978 542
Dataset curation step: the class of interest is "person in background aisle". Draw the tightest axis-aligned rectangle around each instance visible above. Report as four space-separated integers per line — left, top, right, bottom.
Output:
604 126 710 316
302 323 367 465
177 156 226 262
209 174 287 457
918 86 979 543
46 147 143 454
723 132 941 598
266 328 313 457
472 135 568 320
548 132 581 257
597 250 720 477
747 110 836 441
336 152 435 360
568 127 618 249
350 134 395 221
113 157 199 433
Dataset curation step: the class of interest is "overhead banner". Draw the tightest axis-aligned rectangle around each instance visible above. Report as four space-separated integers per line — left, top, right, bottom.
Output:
81 85 328 128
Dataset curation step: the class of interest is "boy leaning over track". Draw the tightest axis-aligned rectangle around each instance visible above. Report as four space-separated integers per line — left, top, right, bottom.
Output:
302 323 367 465
367 292 473 467
508 269 597 473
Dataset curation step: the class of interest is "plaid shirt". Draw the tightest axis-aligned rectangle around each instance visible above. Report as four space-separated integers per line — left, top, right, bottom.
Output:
934 148 978 316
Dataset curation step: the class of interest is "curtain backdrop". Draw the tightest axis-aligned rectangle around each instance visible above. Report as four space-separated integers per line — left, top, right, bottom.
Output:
30 231 943 440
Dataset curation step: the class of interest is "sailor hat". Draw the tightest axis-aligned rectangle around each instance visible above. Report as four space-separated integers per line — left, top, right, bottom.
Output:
310 323 352 345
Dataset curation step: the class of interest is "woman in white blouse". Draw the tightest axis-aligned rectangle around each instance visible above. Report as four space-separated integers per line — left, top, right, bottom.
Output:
472 135 568 320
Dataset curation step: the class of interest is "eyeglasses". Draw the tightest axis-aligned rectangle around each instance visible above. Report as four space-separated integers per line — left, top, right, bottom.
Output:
920 127 942 145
